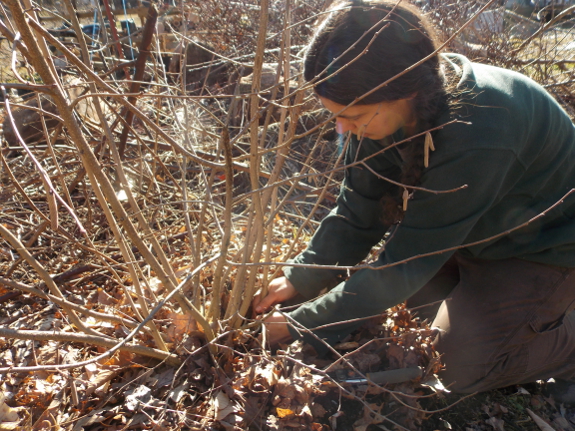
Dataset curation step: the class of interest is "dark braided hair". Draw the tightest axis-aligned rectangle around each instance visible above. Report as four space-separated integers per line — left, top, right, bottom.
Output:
304 0 450 223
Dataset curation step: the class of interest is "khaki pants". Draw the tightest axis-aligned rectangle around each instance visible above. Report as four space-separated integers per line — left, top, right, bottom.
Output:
407 254 575 393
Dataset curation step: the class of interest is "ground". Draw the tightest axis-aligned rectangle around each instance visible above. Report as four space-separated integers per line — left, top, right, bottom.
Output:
1 1 575 430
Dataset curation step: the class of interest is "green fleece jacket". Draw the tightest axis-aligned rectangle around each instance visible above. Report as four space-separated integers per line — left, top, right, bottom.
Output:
283 54 575 350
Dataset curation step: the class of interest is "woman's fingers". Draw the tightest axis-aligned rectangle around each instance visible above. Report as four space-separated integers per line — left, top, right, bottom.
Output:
254 292 278 314
253 277 298 314
252 292 263 315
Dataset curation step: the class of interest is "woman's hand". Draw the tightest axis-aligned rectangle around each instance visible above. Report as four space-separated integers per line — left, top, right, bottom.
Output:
262 311 293 347
253 277 298 347
252 276 298 315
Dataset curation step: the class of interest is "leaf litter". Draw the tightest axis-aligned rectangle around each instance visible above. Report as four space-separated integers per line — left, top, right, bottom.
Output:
0 281 451 431
1 1 574 429
1 268 574 431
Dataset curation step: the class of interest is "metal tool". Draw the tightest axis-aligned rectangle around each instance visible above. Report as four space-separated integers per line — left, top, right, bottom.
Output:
336 366 423 385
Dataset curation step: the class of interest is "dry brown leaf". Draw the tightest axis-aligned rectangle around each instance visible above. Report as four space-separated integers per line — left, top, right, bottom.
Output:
166 311 197 343
276 407 294 418
284 419 304 427
84 362 98 381
33 420 53 431
97 288 118 306
334 341 359 350
294 383 311 405
299 404 313 421
486 416 505 431
251 362 280 391
531 395 546 410
174 263 195 278
311 402 327 418
212 391 235 422
266 415 280 430
353 403 384 431
32 398 61 431
14 374 55 407
106 350 135 367
168 383 189 403
85 368 118 396
493 403 509 415
125 385 152 411
404 349 419 368
354 353 381 372
386 344 404 369
0 393 29 430
148 276 163 295
274 379 296 399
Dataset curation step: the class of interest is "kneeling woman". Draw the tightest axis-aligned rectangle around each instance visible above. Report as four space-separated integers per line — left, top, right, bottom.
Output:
254 0 575 393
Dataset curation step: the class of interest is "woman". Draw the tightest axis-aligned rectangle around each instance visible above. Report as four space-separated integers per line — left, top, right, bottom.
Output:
253 0 575 395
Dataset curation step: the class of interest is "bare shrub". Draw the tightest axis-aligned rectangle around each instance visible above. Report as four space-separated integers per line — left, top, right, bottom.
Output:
424 0 575 118
0 0 573 429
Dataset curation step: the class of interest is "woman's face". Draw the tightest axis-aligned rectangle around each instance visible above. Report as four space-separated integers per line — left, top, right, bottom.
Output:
318 96 417 141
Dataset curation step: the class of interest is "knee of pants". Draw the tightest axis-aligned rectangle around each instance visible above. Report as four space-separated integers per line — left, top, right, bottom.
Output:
432 326 495 393
432 325 536 393
431 304 487 367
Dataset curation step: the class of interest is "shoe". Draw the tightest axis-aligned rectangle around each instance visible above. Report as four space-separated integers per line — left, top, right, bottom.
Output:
546 379 575 405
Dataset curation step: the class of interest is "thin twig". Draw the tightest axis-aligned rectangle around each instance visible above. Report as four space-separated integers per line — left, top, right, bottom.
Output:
0 327 178 366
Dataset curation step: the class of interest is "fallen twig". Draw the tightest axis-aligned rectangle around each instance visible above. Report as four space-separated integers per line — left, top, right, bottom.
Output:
0 327 178 365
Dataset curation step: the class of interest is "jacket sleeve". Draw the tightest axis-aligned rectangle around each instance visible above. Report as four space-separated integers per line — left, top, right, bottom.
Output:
287 145 519 353
283 137 401 299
